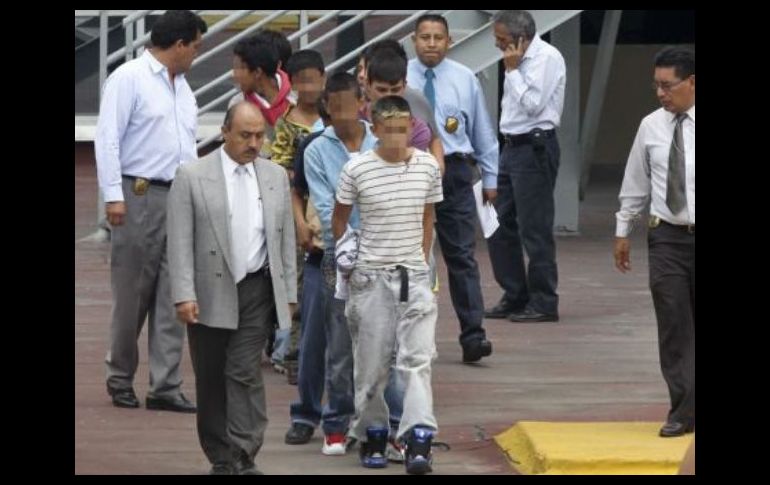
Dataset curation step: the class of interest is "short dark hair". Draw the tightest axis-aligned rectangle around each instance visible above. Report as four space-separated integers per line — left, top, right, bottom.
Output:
371 95 412 124
367 51 407 85
415 14 448 34
654 46 695 80
492 10 536 41
254 29 293 68
363 39 407 65
285 49 325 78
151 10 207 49
233 35 279 77
316 96 331 122
323 72 361 101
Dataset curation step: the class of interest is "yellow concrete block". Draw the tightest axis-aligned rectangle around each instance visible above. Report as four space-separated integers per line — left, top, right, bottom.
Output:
494 422 693 475
201 14 311 32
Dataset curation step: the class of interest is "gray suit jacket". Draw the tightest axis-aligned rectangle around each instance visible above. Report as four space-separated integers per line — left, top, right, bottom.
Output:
167 149 297 330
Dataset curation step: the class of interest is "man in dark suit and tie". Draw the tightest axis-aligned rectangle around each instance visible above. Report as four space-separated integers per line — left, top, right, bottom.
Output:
167 102 297 474
614 46 695 438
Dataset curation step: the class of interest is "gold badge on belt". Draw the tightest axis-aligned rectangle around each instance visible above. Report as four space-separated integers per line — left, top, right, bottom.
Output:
133 177 150 196
648 215 661 229
444 116 459 134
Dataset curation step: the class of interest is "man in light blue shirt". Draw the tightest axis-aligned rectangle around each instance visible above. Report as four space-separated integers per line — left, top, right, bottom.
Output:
94 10 206 413
484 10 566 323
407 14 497 364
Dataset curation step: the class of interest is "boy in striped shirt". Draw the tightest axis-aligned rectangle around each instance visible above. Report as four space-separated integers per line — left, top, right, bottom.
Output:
332 95 443 475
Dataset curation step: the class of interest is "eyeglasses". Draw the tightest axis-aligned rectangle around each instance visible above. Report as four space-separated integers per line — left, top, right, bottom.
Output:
651 77 691 93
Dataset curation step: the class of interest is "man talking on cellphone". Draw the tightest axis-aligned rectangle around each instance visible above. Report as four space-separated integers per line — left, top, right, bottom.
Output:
483 10 567 324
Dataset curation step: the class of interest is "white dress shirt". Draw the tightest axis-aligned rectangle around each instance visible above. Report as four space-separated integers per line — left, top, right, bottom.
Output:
500 35 566 135
616 105 695 237
95 50 198 202
221 148 268 273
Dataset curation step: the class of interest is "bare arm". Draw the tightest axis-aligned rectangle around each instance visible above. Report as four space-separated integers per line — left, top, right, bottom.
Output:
291 188 314 252
422 203 434 262
428 135 445 176
332 202 353 241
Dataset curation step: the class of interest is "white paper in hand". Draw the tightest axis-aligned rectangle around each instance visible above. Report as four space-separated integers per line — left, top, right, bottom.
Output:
473 181 500 238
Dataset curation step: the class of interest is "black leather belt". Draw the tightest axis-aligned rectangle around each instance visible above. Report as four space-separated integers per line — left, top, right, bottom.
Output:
661 219 695 234
396 265 409 302
306 250 323 267
649 216 694 234
445 153 476 164
245 265 271 279
502 129 555 147
123 174 172 188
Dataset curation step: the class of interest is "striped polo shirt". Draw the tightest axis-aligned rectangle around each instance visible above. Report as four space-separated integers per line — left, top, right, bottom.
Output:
336 148 443 270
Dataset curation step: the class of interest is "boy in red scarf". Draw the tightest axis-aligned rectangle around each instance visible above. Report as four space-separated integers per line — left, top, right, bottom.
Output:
230 34 295 159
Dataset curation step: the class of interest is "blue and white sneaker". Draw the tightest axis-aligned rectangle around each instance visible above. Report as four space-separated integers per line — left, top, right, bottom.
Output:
359 426 389 468
404 426 434 475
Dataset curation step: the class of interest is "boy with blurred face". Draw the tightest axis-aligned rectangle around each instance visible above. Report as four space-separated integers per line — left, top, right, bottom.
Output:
332 95 443 474
270 49 327 384
365 49 444 174
271 49 326 172
231 33 294 160
303 72 378 457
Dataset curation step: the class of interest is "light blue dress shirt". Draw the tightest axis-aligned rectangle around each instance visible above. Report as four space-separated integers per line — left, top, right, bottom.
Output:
407 57 499 188
95 50 199 202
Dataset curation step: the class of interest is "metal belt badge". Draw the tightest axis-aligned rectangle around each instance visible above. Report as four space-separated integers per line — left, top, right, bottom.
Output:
444 116 459 134
133 177 149 196
648 215 661 228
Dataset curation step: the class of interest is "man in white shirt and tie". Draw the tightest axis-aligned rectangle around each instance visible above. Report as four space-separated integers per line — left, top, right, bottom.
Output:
167 102 297 474
94 10 207 413
614 46 695 438
484 10 566 323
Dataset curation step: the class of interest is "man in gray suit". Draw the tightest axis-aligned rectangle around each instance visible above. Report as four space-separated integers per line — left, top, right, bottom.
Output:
167 102 297 475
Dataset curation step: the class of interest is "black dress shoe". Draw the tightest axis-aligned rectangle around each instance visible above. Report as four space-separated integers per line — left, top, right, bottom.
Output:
462 339 493 363
285 422 315 445
484 299 524 319
109 388 140 408
508 308 559 323
659 421 694 437
209 463 235 475
237 461 263 475
145 393 197 413
235 451 263 475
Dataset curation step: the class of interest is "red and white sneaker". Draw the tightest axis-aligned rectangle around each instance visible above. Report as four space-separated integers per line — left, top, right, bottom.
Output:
322 432 347 456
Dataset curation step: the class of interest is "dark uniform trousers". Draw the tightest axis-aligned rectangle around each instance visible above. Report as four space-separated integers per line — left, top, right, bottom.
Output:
648 221 695 425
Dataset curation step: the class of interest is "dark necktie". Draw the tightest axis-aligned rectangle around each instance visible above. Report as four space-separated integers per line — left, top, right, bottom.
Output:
666 113 687 214
423 68 436 112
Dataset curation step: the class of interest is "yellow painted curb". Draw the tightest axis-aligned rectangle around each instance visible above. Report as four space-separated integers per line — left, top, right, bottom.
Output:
494 422 694 475
201 14 316 32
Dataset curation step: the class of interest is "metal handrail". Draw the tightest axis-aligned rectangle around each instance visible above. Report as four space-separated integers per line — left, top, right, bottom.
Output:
108 9 212 65
193 9 339 99
193 10 288 69
303 10 374 51
286 10 342 42
122 10 152 26
326 9 428 73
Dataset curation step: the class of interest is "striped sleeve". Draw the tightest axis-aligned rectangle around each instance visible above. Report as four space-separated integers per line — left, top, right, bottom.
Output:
336 161 357 205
